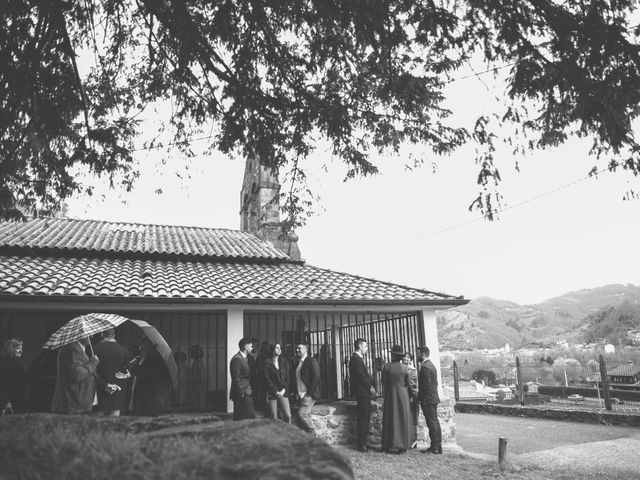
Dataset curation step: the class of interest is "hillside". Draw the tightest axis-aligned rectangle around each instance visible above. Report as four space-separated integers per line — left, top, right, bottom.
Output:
437 284 640 350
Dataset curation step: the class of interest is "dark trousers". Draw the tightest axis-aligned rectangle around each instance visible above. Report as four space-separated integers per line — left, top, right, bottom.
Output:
420 402 442 448
233 395 256 420
355 395 372 447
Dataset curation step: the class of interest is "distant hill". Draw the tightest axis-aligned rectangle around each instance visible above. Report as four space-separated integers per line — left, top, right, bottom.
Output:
437 284 640 350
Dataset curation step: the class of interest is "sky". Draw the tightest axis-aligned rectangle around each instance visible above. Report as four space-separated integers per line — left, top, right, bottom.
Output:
66 61 640 306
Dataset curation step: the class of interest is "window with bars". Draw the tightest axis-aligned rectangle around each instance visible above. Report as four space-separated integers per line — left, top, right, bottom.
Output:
244 310 424 400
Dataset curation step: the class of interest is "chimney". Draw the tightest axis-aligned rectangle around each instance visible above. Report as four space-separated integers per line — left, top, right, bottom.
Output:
239 155 301 260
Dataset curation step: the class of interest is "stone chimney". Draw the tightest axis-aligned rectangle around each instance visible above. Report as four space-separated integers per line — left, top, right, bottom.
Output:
239 155 301 260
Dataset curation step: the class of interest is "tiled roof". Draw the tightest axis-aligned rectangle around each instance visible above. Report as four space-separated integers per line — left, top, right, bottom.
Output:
608 363 640 377
0 218 290 261
0 254 466 305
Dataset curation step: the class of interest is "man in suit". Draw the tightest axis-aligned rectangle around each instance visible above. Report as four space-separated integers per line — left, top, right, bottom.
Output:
417 346 442 454
51 336 99 414
349 338 376 452
94 328 130 416
229 337 255 420
292 343 320 433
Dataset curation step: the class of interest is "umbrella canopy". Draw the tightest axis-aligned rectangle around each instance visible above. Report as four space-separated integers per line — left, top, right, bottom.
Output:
44 313 130 350
129 319 178 386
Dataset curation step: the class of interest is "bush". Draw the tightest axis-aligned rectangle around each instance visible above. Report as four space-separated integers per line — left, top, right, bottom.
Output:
472 369 497 386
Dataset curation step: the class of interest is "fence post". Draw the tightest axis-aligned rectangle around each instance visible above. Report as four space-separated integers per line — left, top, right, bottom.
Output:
599 354 612 411
498 437 508 469
453 360 460 402
516 356 524 406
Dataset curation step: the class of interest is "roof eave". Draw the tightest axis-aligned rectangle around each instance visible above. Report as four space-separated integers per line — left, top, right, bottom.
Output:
0 294 469 308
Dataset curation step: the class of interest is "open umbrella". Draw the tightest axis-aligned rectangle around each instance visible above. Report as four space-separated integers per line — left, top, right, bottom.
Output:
44 313 130 355
129 319 178 386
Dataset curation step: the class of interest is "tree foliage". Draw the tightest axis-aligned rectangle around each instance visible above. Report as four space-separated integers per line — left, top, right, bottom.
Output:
2 0 640 225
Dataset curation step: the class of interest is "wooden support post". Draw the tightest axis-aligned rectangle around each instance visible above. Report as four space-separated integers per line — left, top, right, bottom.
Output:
453 360 460 402
599 354 612 411
498 437 508 469
516 356 524 406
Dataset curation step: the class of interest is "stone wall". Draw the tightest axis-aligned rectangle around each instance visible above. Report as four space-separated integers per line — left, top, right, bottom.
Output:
302 397 456 447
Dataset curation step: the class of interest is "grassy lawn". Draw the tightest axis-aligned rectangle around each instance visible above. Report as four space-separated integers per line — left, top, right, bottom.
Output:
338 445 640 480
1 414 637 480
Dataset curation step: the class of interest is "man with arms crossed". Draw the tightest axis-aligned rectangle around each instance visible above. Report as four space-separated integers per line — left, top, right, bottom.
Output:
349 338 376 452
417 346 442 454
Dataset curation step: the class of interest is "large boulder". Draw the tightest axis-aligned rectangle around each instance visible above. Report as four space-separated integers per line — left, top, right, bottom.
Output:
144 418 354 480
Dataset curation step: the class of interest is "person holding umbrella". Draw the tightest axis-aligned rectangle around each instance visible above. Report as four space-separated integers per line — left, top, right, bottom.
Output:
45 313 129 414
51 335 99 414
129 337 171 416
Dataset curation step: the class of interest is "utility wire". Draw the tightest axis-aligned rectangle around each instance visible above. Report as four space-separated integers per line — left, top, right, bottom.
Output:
409 167 612 241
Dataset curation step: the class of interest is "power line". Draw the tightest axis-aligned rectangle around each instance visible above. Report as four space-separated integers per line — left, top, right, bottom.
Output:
409 167 612 241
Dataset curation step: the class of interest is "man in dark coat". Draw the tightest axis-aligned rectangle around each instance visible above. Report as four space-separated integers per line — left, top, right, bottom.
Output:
349 338 376 452
94 329 130 416
291 343 320 433
417 346 442 454
229 337 255 420
129 337 171 416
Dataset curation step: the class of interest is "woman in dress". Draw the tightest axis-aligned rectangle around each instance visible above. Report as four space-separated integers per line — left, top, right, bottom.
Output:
263 343 292 423
381 344 412 453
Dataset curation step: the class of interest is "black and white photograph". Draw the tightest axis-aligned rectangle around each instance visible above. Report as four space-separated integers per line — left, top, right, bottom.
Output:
1 1 640 479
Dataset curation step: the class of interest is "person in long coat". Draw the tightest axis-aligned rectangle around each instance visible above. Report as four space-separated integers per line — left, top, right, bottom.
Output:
0 338 26 413
381 344 412 453
94 329 130 416
51 336 99 414
263 343 292 423
403 351 420 449
129 337 171 416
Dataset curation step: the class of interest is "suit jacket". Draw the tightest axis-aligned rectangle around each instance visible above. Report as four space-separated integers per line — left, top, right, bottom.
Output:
94 339 130 411
229 352 252 401
349 353 373 397
264 358 290 400
51 342 98 414
292 355 320 400
418 359 440 405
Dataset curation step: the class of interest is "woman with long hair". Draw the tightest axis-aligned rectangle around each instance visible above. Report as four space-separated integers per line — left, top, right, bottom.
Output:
263 343 291 423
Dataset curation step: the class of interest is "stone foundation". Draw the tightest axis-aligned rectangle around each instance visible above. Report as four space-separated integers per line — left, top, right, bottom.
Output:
298 397 456 447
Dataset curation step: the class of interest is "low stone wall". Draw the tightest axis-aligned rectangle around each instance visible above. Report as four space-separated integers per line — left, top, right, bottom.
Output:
455 401 640 427
302 397 456 447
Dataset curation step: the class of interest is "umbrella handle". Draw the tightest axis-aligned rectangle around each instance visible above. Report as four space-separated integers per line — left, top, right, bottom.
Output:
88 341 95 358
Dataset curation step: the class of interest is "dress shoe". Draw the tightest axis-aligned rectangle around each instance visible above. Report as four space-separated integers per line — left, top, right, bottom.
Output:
422 448 442 454
356 445 368 452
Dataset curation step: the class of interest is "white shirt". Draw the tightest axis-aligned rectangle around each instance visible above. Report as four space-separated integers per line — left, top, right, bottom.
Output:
296 355 307 397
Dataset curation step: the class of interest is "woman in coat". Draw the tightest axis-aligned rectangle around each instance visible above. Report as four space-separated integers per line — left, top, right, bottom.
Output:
403 351 420 449
264 343 292 423
129 337 171 416
381 344 412 453
51 336 99 414
0 338 26 413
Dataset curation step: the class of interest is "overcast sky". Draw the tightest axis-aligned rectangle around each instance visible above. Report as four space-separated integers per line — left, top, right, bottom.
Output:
66 63 640 306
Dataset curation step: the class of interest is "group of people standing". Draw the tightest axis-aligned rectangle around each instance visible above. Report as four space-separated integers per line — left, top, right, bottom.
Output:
350 339 442 454
1 330 172 417
229 336 442 455
229 338 320 433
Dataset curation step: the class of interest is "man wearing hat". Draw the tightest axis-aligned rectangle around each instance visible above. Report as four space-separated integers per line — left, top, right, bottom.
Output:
417 346 442 454
349 338 376 452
